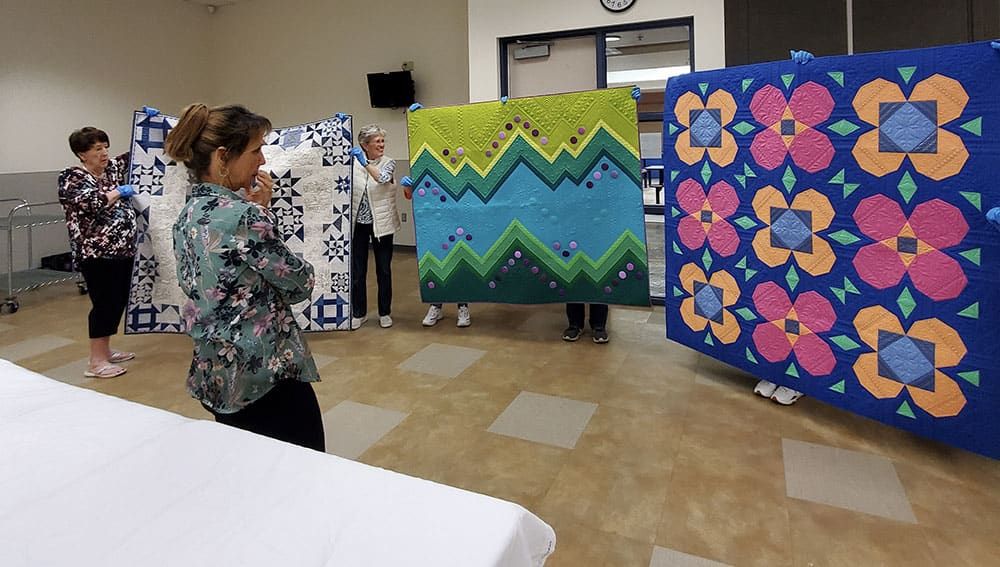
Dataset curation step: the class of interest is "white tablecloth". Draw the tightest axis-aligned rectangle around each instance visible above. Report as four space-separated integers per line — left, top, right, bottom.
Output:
0 360 555 566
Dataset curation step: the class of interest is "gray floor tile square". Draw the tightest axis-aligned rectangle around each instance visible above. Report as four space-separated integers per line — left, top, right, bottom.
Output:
782 438 916 523
397 342 486 378
0 335 74 362
41 358 94 386
488 391 597 449
611 309 652 325
0 322 14 333
322 401 408 460
312 353 338 370
650 546 733 567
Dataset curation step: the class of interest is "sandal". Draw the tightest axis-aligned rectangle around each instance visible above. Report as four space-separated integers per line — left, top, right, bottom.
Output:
109 351 135 363
84 364 127 379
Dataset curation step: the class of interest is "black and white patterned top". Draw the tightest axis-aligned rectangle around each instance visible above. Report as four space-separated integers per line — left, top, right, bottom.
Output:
57 153 138 262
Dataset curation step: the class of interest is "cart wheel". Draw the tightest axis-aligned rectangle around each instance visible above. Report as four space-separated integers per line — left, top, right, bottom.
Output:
8 301 18 314
78 283 88 295
2 301 18 314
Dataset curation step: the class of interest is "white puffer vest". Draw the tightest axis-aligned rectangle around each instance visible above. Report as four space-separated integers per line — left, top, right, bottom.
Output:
351 155 401 239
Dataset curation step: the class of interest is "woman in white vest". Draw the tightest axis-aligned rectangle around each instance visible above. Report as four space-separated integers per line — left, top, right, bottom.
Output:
349 124 402 329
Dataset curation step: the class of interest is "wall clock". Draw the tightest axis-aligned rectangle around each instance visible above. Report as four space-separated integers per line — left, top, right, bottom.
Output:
601 0 636 13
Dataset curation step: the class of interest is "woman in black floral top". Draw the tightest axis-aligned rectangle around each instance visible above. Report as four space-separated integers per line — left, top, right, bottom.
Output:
58 119 150 379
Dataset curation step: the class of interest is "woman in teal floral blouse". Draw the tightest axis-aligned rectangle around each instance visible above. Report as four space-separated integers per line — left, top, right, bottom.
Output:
165 103 324 451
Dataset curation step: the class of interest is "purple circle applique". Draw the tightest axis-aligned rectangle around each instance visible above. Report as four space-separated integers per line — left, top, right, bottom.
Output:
501 266 509 273
442 243 449 250
488 281 496 289
448 235 456 242
442 149 449 156
514 250 522 258
578 127 586 135
603 286 612 294
549 281 557 289
427 281 436 289
593 172 602 180
540 137 548 145
553 242 561 250
523 121 530 128
450 157 457 164
618 270 627 279
492 141 499 148
601 163 609 171
424 181 431 188
485 150 493 157
570 136 578 144
440 195 447 202
569 241 577 249
626 262 634 271
531 129 539 137
456 227 465 235
508 259 515 266
465 234 472 241
456 147 464 156
499 132 506 139
432 188 439 195
505 123 513 130
531 266 539 274
586 181 594 189
558 289 566 296
610 171 619 179
417 189 426 197
513 115 521 122
562 251 570 257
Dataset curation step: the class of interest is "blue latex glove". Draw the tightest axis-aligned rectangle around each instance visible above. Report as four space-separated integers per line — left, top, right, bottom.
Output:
349 147 368 166
991 41 1000 51
500 96 508 104
987 207 1000 230
790 50 815 64
631 86 641 100
400 176 414 188
335 112 348 121
117 185 136 199
408 102 423 112
142 105 159 117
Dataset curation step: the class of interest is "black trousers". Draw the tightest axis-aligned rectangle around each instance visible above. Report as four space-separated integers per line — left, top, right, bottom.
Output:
78 257 133 339
566 303 609 330
351 222 393 317
209 379 325 452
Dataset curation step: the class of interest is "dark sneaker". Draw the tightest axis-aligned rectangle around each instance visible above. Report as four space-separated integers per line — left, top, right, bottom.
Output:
592 328 609 344
562 326 582 342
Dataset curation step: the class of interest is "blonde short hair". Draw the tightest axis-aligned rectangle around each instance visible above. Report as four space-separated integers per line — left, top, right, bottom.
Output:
358 124 387 145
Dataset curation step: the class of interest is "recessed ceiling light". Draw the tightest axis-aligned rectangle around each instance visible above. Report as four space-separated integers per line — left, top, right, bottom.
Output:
606 35 621 42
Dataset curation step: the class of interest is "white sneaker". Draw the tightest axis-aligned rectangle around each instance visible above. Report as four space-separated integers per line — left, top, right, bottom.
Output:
350 315 367 330
379 315 393 328
422 305 443 327
771 386 804 405
753 379 778 398
456 305 471 327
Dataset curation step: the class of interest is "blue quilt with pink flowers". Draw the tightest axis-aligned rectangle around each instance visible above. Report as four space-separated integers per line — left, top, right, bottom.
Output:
663 41 999 458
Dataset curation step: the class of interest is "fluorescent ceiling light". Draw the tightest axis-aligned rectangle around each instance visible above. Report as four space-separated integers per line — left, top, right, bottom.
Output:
606 35 621 42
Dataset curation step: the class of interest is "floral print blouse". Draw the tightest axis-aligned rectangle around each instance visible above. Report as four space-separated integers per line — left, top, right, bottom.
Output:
173 182 319 414
57 152 138 262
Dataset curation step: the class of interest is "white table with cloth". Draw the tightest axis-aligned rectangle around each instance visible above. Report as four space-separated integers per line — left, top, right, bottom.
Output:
0 359 555 566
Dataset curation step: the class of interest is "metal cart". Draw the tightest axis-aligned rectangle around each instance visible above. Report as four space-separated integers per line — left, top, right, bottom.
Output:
1 199 86 314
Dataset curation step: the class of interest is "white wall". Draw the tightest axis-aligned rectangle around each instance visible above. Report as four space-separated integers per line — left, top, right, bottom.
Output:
0 0 214 174
467 0 726 102
210 0 470 245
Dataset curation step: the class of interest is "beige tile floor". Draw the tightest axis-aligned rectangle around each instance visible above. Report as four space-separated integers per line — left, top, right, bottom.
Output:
3 250 999 566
